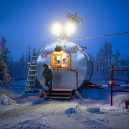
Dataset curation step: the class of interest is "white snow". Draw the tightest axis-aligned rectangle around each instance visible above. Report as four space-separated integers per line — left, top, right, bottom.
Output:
0 85 129 129
113 92 129 108
86 107 100 113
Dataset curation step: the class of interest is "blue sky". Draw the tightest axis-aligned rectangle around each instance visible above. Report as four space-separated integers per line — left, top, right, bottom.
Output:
0 0 129 59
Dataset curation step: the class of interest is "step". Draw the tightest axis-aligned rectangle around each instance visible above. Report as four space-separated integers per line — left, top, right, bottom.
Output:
46 92 73 95
43 89 74 100
28 69 36 72
44 96 71 100
26 84 35 87
27 74 36 76
45 92 73 97
49 89 73 93
27 80 35 82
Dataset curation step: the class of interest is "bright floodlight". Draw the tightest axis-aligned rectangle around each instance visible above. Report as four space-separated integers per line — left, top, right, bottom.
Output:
51 22 62 37
64 22 76 37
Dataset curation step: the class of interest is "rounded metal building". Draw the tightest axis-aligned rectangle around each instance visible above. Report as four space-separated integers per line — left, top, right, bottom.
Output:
37 40 92 91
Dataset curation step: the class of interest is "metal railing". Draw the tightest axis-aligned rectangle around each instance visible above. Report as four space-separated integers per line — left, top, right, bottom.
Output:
108 65 129 106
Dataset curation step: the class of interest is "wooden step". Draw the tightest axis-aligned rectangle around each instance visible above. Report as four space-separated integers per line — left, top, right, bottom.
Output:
52 88 73 91
44 96 71 100
45 93 73 97
48 89 73 93
46 92 73 95
43 88 74 100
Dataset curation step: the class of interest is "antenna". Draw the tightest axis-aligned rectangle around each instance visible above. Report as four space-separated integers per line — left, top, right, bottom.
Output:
66 12 83 23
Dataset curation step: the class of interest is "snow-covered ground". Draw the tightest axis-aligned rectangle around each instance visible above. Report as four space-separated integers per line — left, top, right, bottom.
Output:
0 81 129 129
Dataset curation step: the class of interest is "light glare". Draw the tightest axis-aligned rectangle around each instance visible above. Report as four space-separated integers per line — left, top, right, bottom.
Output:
51 22 62 37
64 22 76 37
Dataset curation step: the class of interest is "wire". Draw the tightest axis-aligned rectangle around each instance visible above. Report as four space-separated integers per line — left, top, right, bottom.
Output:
73 31 129 41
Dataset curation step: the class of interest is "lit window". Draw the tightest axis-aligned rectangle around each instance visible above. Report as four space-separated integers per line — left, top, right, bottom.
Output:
51 51 70 69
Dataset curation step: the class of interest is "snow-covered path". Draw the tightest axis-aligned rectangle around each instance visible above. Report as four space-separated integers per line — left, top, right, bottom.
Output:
0 101 89 129
1 85 129 129
1 100 129 129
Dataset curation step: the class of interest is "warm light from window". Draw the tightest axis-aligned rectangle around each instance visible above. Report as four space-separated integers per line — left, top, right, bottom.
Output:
56 56 61 60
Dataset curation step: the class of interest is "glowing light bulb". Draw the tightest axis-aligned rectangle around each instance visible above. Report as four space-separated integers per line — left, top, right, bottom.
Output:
51 22 63 37
64 22 76 37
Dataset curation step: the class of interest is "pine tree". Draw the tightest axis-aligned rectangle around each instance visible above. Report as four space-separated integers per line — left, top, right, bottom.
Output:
94 41 112 80
0 37 11 86
0 55 6 83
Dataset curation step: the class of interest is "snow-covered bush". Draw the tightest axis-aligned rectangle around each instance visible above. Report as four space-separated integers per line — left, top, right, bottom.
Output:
0 94 16 105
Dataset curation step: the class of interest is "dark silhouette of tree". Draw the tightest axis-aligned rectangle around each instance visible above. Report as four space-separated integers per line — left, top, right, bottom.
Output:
0 55 6 83
9 53 28 80
93 41 112 80
0 37 11 86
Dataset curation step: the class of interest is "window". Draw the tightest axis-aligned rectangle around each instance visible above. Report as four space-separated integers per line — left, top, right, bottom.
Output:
51 51 70 69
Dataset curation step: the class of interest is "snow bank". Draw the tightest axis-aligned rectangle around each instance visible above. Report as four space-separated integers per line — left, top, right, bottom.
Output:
0 87 19 105
0 87 20 98
80 86 129 109
113 93 129 109
0 93 16 105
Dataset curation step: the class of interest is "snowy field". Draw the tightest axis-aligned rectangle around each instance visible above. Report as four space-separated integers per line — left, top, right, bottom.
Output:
0 81 129 129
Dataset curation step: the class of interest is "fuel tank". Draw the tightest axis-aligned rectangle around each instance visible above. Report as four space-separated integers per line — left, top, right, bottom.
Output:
36 40 92 90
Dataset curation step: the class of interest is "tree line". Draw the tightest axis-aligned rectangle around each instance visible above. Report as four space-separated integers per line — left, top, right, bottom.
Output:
0 37 129 86
0 38 31 86
92 41 129 82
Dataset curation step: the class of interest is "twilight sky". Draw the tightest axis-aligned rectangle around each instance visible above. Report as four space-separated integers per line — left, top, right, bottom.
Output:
0 0 129 60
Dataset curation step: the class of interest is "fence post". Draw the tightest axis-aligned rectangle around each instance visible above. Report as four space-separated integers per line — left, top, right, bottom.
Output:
110 65 114 106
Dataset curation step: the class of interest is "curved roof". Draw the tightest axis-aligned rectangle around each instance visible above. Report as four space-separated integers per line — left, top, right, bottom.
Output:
40 39 83 54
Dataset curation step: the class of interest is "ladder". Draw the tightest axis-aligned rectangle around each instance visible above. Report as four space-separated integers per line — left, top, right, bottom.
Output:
25 50 39 93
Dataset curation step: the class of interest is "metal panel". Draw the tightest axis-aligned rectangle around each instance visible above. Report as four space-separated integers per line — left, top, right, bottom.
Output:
52 70 77 89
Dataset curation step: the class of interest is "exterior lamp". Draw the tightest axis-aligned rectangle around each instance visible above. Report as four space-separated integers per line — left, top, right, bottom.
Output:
64 22 76 37
51 22 63 38
51 22 76 39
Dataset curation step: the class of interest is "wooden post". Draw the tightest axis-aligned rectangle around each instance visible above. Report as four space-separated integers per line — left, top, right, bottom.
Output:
110 65 114 80
111 86 113 106
110 65 114 106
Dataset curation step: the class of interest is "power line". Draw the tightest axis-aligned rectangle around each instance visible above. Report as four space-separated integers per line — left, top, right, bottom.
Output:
73 31 129 41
